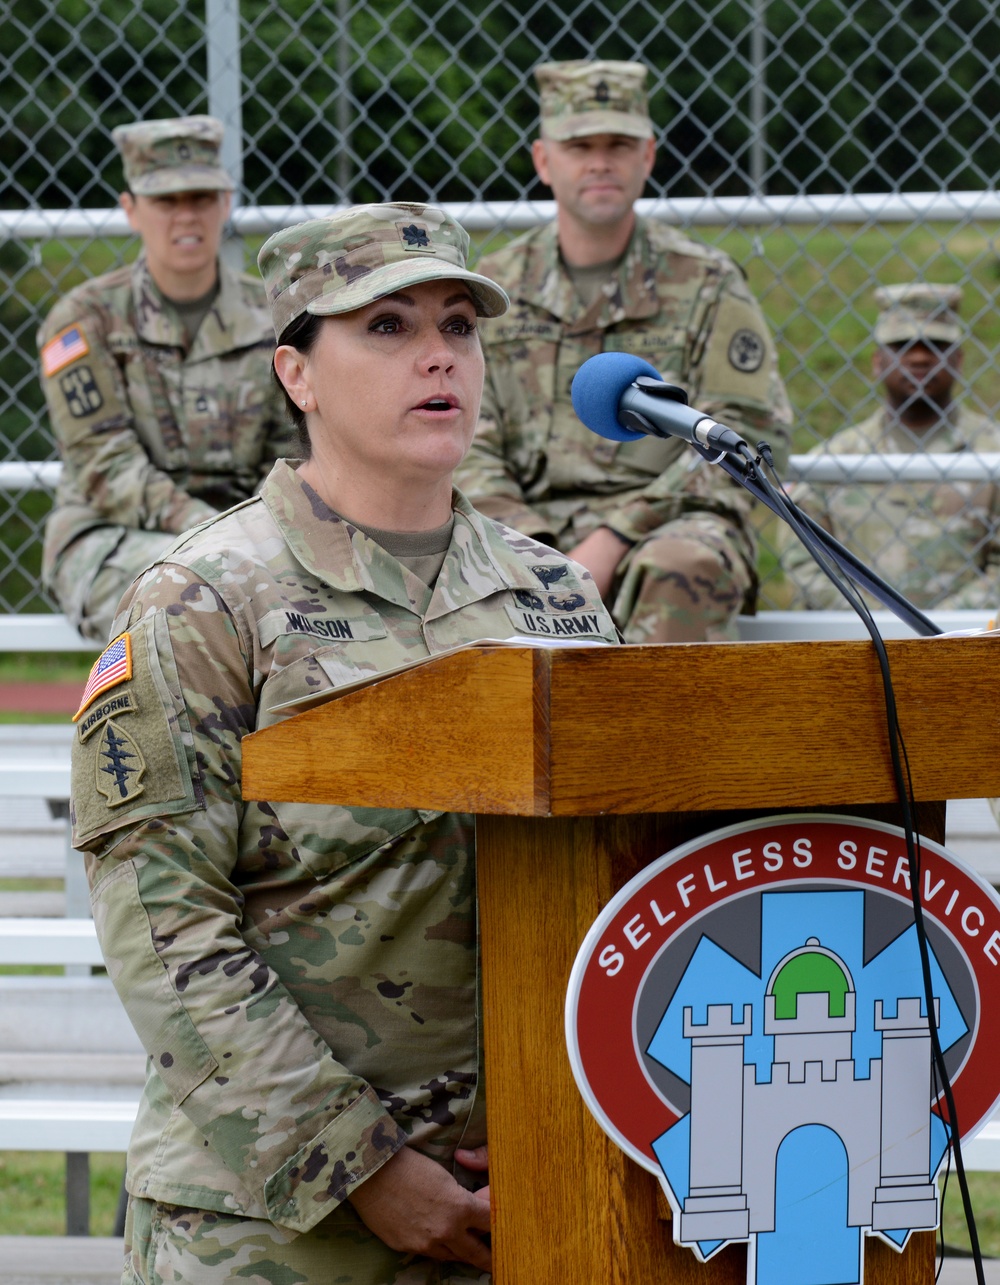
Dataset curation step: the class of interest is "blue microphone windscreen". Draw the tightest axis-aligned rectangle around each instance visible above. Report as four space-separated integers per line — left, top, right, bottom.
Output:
571 352 664 441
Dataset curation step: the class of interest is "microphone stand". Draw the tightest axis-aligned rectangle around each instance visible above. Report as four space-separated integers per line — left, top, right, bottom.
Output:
689 441 943 638
689 436 990 1283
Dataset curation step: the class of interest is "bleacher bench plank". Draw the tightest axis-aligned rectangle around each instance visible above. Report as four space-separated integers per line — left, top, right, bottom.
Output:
958 1122 1000 1173
0 1100 135 1152
735 608 993 642
0 763 71 799
0 918 101 966
0 613 95 652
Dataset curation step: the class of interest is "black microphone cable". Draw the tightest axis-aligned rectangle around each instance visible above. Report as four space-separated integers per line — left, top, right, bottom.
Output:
573 360 987 1273
743 441 987 1285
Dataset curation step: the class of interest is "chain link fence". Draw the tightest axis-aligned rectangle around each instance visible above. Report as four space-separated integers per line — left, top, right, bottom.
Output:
3 0 1000 616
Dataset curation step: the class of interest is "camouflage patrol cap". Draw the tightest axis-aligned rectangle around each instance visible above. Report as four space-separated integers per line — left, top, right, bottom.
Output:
535 59 653 141
112 115 234 196
873 283 963 345
257 202 509 339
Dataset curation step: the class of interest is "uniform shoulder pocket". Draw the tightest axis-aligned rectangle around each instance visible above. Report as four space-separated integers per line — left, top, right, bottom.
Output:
700 295 774 405
72 613 200 851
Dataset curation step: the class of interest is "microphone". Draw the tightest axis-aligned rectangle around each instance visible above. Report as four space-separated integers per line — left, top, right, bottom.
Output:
570 351 748 454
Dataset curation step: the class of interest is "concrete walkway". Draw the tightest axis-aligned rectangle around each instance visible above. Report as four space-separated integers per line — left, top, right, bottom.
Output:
0 1239 996 1284
0 1238 122 1284
941 1260 1000 1284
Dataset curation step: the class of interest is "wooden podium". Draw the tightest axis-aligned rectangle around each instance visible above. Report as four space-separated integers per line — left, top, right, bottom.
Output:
242 638 1000 1284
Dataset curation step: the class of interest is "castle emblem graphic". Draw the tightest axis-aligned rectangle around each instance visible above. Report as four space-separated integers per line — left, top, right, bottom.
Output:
566 816 1000 1285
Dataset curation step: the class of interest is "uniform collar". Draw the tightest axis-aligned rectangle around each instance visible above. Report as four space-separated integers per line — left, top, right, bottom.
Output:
510 217 660 331
260 462 550 616
131 254 271 355
876 402 967 452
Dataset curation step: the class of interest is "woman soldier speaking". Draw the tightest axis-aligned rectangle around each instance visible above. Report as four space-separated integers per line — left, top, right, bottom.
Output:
70 203 617 1284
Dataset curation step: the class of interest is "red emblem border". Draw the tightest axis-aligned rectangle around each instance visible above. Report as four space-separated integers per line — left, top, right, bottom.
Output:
566 813 1000 1171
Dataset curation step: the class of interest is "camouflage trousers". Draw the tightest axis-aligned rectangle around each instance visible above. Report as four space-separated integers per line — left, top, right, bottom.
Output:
611 512 756 644
44 523 175 644
123 1195 491 1285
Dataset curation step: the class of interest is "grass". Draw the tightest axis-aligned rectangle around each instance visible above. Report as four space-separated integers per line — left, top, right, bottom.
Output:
0 1152 993 1246
0 712 77 724
0 879 63 891
0 1152 125 1237
941 1171 1000 1259
0 653 92 683
724 220 1000 451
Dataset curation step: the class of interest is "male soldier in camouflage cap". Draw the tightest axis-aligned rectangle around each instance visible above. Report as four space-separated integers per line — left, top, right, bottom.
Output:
38 115 292 642
454 59 792 641
780 282 1000 610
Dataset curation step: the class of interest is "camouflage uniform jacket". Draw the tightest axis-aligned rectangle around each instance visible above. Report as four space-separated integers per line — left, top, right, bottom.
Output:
780 405 1000 610
39 252 292 575
70 459 617 1235
455 217 792 554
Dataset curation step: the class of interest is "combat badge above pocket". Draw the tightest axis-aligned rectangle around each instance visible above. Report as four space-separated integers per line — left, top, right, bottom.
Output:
71 619 199 848
505 588 615 640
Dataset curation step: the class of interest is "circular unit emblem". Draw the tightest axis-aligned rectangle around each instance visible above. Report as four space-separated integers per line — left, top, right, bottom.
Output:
566 813 1000 1282
728 327 765 372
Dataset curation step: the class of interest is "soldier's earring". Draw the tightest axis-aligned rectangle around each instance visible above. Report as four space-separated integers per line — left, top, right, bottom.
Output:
301 399 308 408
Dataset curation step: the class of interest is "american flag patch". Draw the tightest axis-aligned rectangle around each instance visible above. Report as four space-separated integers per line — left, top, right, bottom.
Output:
41 325 90 376
73 634 132 722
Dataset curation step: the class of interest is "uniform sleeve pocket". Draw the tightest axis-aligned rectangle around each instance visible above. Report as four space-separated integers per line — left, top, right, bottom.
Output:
269 799 430 880
92 861 219 1105
71 614 200 851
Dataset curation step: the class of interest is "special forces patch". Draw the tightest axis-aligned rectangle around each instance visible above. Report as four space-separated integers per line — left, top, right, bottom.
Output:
94 719 145 807
59 366 105 419
728 328 765 373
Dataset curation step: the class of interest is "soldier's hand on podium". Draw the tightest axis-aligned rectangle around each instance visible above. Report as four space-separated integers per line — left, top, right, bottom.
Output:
346 1143 493 1272
455 1144 490 1205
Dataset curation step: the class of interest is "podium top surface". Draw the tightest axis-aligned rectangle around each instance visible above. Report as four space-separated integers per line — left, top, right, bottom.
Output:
241 637 1000 816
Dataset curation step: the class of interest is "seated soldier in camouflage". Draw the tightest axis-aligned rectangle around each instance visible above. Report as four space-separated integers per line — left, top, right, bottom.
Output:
70 203 618 1284
455 59 792 642
38 115 292 643
780 283 1000 610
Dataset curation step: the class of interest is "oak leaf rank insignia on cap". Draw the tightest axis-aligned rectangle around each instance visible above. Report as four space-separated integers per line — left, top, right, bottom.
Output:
400 223 432 249
257 202 509 337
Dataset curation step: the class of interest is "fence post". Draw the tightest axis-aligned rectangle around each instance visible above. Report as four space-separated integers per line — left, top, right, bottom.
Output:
206 0 245 269
749 0 768 195
336 0 352 203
